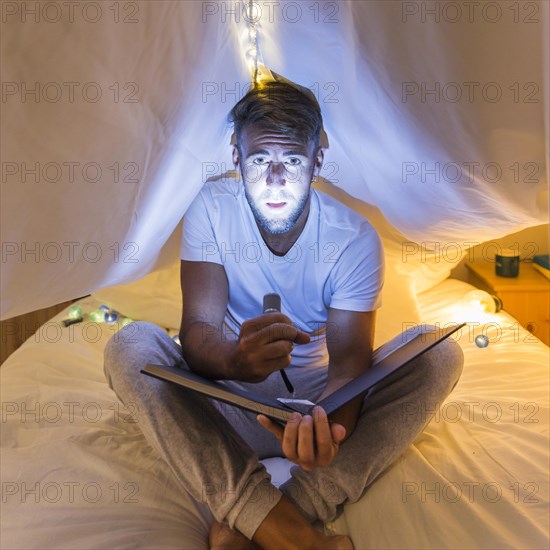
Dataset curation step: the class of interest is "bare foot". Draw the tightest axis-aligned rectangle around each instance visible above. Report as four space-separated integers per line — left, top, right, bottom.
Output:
252 495 355 550
209 518 353 550
323 534 354 549
209 521 261 550
209 519 353 550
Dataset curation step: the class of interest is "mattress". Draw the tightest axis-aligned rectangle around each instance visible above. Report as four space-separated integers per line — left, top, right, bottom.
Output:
1 279 548 549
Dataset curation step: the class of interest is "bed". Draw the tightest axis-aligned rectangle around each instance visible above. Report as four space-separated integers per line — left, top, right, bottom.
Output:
1 256 548 549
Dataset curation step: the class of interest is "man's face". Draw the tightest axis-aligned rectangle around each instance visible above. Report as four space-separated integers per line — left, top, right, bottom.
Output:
233 126 323 235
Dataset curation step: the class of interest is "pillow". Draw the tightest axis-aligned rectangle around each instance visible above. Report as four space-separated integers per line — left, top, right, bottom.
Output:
92 262 182 330
396 240 467 295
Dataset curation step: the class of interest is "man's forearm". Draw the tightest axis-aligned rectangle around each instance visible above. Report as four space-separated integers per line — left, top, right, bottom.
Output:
179 321 238 380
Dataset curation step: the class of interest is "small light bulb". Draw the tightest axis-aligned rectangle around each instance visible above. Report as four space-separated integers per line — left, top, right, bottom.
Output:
90 309 105 323
475 334 490 348
462 290 500 315
104 311 119 325
68 305 83 319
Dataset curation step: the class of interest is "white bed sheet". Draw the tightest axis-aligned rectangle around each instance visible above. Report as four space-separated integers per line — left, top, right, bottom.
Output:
1 279 548 549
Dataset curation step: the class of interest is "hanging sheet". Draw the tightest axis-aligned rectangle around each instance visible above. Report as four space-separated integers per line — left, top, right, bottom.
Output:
1 0 548 319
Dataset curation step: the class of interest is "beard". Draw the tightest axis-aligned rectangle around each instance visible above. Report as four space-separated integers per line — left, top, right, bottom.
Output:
245 189 310 234
240 160 315 234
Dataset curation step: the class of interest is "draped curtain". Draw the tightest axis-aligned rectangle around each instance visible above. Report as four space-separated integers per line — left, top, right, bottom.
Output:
1 0 548 319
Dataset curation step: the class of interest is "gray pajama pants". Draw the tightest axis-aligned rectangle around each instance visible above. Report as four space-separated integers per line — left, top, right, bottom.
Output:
103 321 463 541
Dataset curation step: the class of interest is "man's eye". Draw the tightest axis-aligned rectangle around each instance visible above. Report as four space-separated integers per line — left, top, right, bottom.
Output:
286 158 301 166
252 158 268 165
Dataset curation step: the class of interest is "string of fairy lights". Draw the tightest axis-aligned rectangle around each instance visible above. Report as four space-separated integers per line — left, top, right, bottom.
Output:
248 0 259 84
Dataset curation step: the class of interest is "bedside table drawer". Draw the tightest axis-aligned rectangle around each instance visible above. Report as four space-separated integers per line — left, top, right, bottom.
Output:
498 290 550 344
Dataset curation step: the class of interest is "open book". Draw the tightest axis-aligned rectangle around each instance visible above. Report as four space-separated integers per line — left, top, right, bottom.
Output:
141 323 465 425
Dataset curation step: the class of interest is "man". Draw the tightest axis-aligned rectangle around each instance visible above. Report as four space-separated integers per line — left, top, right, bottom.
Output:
104 79 463 550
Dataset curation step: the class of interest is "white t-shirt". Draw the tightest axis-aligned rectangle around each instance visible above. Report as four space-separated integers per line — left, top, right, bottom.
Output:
180 177 384 368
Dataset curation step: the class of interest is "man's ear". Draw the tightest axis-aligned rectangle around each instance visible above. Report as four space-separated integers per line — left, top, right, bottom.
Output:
232 145 240 168
313 147 324 177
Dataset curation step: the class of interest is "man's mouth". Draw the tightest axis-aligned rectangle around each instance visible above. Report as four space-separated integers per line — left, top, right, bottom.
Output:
266 202 287 209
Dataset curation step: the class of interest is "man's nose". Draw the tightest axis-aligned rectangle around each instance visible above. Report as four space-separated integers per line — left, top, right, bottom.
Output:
266 161 286 186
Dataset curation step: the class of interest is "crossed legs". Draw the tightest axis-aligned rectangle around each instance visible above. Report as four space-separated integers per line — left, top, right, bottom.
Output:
104 321 463 548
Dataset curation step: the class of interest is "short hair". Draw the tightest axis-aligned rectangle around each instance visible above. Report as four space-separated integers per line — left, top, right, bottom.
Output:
228 80 324 151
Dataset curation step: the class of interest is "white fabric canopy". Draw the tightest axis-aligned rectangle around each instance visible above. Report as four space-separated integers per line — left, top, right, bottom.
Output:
2 0 548 320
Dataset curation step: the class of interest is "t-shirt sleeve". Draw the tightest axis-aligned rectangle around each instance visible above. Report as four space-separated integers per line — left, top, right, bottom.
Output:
328 224 384 312
180 190 223 265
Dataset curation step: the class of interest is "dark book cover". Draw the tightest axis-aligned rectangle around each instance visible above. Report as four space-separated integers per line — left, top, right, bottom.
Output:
142 323 465 425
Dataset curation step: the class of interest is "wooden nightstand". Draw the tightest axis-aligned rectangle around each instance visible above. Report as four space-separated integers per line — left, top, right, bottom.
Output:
465 262 550 346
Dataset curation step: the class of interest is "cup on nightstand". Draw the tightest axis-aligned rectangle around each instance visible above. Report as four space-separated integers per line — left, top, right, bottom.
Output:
495 249 520 277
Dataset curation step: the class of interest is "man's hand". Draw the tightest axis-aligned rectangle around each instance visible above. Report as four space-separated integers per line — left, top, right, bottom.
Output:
232 312 310 382
256 406 346 471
